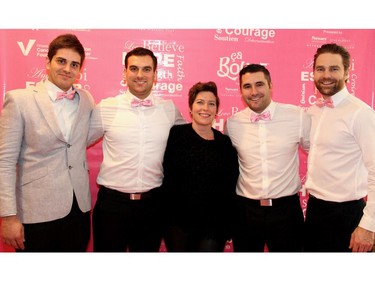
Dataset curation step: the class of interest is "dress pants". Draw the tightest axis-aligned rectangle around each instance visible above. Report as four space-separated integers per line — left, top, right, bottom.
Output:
20 194 91 252
93 186 163 252
304 195 365 252
163 224 228 252
232 194 304 252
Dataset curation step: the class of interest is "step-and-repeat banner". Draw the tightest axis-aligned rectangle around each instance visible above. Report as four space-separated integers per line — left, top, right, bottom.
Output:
1 29 375 252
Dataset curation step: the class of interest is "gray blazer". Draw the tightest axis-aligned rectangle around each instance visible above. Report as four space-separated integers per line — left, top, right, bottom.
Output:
0 80 95 223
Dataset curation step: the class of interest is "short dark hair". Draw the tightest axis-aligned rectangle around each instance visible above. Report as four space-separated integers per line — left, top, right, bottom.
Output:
124 47 158 71
47 33 85 65
313 43 351 72
188 81 220 111
239 64 271 87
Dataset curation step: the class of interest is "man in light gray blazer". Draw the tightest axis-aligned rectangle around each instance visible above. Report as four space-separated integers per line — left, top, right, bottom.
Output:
0 34 95 252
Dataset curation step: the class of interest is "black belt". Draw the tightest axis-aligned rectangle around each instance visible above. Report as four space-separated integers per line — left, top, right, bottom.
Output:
237 193 299 207
308 194 364 206
99 185 153 200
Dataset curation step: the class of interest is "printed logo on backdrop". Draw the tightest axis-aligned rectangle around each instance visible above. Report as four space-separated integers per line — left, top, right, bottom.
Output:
214 29 276 44
121 40 186 98
216 50 269 93
300 57 314 110
299 173 308 218
17 39 36 56
21 40 49 88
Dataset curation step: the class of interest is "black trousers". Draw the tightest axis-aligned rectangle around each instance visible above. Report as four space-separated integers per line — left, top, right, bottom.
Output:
20 194 91 252
93 186 163 252
304 195 365 252
163 225 228 252
232 194 304 252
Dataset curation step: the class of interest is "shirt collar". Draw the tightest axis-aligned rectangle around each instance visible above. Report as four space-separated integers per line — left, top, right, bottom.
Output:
329 86 349 107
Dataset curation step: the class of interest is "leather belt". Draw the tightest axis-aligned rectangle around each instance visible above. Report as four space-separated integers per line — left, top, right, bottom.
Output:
100 186 153 200
237 194 299 207
129 193 151 200
308 194 364 206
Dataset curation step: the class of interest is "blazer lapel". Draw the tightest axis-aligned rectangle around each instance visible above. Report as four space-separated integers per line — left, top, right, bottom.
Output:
33 83 66 142
70 90 85 136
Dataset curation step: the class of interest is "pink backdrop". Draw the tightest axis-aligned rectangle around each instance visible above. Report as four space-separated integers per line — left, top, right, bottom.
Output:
1 29 375 252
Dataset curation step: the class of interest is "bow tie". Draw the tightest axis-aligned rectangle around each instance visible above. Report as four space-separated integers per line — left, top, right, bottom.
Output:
250 111 271 122
316 97 334 108
56 89 76 100
131 99 153 107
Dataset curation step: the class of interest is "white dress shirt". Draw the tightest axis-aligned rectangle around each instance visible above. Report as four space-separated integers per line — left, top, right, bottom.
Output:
225 101 310 199
46 79 79 141
88 91 186 193
306 87 375 231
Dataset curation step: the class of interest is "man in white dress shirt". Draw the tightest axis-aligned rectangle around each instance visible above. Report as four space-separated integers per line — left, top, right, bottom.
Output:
88 47 186 252
304 43 375 252
225 64 310 252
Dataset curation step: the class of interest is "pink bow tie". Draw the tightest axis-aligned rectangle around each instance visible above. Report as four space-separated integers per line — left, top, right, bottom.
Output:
56 89 76 100
250 111 271 122
131 99 153 107
316 97 334 108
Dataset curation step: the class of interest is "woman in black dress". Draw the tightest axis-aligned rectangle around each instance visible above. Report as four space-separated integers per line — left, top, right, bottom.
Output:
161 81 239 252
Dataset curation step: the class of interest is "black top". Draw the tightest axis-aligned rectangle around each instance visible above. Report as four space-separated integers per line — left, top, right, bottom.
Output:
161 123 239 239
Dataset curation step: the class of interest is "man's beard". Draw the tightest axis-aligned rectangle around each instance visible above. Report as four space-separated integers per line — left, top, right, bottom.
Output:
314 79 343 97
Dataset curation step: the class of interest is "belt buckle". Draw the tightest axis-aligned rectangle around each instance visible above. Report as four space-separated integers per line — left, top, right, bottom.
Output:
260 199 272 206
130 193 141 200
